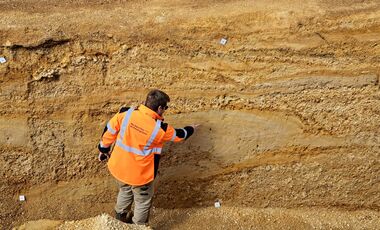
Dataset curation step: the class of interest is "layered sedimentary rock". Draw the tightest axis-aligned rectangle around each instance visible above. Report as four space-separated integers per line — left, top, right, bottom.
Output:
0 0 379 228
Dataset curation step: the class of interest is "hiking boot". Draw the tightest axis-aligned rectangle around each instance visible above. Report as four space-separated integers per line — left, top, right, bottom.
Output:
115 211 133 224
115 212 127 223
125 210 133 224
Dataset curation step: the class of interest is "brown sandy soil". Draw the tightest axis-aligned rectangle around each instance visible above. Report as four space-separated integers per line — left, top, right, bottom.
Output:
13 207 380 230
1 0 380 229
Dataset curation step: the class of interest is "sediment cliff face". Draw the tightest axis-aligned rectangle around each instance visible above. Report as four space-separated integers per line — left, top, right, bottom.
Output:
1 0 379 228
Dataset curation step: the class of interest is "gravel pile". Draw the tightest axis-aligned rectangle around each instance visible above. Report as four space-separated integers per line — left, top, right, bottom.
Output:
58 214 151 230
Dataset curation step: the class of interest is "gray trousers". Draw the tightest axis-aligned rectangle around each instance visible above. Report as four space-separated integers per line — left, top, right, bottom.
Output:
115 180 154 225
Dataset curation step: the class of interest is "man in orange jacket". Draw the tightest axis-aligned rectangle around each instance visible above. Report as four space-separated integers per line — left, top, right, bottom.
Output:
98 89 199 225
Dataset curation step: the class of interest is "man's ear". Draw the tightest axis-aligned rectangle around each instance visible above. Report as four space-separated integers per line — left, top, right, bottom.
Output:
157 106 165 115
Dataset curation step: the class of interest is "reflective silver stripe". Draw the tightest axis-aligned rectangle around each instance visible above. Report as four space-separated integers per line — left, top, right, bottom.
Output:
119 108 134 139
144 120 161 150
107 122 117 135
170 129 177 142
116 139 162 156
99 141 110 148
117 108 162 156
182 128 188 139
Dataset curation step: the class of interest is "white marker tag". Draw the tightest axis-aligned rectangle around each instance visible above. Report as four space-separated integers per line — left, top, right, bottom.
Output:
220 38 228 45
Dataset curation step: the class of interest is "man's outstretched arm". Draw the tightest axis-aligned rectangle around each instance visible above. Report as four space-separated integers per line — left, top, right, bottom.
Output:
160 123 200 142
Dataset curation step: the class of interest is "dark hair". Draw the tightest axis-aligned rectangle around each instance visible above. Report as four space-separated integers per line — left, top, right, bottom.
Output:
145 89 170 112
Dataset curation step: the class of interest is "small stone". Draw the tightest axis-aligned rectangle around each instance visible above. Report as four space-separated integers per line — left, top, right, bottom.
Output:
4 41 12 47
0 57 6 64
33 69 60 81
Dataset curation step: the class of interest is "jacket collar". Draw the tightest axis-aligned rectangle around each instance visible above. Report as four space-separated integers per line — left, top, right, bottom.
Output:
139 104 163 120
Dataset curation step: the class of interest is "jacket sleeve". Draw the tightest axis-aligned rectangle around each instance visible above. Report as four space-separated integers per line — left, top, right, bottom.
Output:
98 112 123 153
161 124 194 143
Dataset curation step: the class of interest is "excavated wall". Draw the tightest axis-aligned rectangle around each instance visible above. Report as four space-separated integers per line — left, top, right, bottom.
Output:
0 0 379 228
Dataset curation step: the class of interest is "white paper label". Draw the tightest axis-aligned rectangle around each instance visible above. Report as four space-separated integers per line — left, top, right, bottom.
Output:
220 38 228 45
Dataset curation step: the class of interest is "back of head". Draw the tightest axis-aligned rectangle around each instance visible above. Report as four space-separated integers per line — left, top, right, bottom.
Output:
145 89 170 112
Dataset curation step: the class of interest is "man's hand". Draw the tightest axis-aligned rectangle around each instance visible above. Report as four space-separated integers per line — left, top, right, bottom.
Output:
191 124 201 130
98 152 110 162
98 142 111 162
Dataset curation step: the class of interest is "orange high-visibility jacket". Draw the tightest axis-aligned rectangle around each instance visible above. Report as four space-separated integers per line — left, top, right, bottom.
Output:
99 104 190 186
